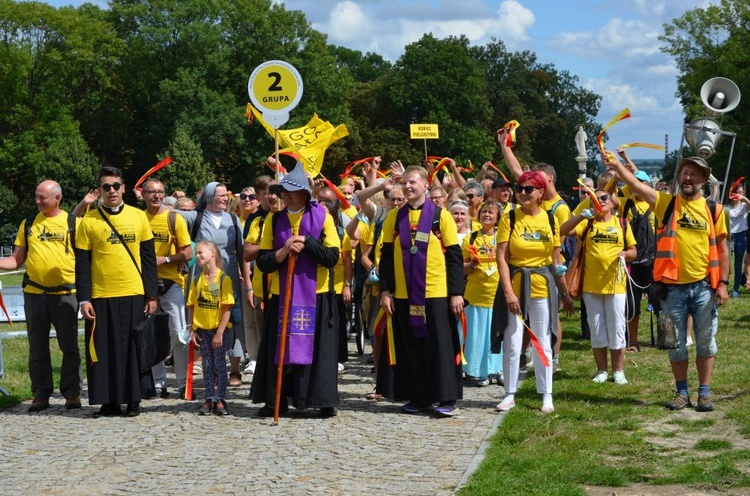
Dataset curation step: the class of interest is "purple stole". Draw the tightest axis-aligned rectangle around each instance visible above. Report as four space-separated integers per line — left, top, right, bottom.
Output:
273 203 326 365
396 199 435 339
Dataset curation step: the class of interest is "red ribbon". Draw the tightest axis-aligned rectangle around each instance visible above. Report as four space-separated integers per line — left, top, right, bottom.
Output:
134 157 173 191
323 178 351 210
518 316 550 368
729 176 745 200
339 157 375 179
0 290 12 325
185 343 195 400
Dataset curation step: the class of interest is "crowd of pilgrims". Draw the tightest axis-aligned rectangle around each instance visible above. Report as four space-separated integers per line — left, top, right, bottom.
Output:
13 138 698 418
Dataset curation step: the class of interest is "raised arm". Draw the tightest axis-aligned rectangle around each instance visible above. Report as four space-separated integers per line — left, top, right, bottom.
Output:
497 128 524 181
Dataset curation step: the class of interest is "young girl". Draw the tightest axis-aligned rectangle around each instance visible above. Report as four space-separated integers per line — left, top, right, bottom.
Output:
188 241 235 415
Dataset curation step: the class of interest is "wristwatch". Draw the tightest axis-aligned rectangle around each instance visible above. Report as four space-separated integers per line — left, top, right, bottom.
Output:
165 256 172 264
719 279 729 286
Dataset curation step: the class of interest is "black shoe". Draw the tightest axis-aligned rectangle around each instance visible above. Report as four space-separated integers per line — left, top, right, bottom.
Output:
214 400 229 416
125 402 140 417
320 407 337 418
257 404 288 417
95 403 122 417
160 387 170 399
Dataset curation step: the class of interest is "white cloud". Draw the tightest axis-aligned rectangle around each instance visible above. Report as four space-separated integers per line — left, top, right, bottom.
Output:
316 0 535 60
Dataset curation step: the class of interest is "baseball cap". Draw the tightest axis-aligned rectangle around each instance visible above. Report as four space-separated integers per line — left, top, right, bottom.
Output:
634 171 650 182
492 177 511 188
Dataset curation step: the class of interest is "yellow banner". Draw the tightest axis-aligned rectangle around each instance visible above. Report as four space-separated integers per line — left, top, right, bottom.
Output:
410 123 439 139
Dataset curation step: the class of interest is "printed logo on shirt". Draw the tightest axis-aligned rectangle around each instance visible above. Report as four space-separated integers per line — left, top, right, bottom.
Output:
676 213 707 231
197 293 219 310
36 227 65 242
591 228 620 245
519 228 550 243
152 231 171 244
107 230 136 244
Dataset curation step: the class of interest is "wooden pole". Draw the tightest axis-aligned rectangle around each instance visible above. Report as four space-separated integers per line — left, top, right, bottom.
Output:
275 129 281 183
273 253 296 424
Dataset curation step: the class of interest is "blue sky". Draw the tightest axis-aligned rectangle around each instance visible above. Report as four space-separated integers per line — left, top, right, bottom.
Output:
40 0 719 160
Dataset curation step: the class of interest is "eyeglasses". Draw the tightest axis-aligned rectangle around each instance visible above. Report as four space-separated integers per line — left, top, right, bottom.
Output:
514 185 538 195
240 193 257 201
388 197 406 204
101 182 122 192
429 196 445 201
143 189 165 196
596 194 610 203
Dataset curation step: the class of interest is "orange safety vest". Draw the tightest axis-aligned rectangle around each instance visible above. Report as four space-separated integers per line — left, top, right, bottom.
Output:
653 196 721 289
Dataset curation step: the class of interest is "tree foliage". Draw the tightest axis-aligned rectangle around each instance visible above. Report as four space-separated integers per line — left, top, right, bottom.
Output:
660 0 750 186
0 0 602 239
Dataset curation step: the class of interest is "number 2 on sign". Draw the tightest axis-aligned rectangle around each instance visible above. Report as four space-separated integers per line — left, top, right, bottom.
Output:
268 72 282 92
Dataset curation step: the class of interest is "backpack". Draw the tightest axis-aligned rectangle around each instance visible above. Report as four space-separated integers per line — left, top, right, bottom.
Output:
549 199 575 263
623 198 655 266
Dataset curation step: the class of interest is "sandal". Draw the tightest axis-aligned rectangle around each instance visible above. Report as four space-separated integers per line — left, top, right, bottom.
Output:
626 345 641 353
365 390 382 400
228 372 242 387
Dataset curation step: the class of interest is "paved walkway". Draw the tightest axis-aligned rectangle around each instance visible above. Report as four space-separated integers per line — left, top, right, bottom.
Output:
0 342 507 495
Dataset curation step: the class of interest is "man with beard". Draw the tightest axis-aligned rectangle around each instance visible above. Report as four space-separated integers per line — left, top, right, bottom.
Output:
607 155 729 412
76 167 158 417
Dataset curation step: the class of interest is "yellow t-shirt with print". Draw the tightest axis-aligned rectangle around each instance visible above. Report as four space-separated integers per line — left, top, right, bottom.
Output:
497 209 560 299
187 269 235 330
259 209 340 295
15 212 79 295
461 230 499 307
574 217 636 294
147 210 191 287
381 205 459 299
77 206 153 298
653 192 728 284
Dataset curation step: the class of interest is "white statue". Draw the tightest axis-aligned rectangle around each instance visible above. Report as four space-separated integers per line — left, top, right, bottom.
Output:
575 125 587 157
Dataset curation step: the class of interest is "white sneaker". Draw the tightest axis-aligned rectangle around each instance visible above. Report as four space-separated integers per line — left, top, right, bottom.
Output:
244 360 256 374
496 394 515 411
613 371 628 385
686 335 693 346
592 371 609 383
541 394 554 414
337 363 345 373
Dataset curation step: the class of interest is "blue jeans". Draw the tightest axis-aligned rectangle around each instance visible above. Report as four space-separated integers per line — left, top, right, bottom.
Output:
732 231 747 292
662 280 718 362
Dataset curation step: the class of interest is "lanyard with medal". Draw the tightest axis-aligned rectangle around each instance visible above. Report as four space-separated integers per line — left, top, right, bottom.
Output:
409 224 430 255
481 232 497 276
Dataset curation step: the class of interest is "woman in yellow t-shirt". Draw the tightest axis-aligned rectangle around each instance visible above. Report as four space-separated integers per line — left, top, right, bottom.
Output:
495 171 574 414
188 241 235 416
460 201 502 387
561 190 636 385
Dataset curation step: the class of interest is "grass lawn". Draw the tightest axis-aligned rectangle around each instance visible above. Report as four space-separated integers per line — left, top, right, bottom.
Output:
459 294 750 495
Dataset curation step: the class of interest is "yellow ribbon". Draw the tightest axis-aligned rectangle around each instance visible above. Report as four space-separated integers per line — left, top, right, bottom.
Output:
597 108 630 152
88 316 98 364
620 142 664 150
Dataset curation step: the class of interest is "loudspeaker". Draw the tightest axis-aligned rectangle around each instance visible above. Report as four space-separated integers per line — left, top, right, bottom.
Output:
685 117 723 159
700 77 741 118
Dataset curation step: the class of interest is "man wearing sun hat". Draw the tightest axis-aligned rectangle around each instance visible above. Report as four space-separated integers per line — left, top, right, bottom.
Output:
607 155 729 413
250 163 342 418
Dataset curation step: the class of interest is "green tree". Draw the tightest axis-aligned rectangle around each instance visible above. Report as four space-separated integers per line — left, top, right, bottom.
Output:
158 124 213 196
660 0 750 184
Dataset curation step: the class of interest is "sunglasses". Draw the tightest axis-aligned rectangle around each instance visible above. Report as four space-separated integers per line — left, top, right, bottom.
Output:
466 194 479 200
101 182 122 192
514 185 538 195
596 194 610 203
240 193 257 201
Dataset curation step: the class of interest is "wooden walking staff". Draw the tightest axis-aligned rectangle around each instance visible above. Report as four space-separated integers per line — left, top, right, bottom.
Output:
274 253 297 424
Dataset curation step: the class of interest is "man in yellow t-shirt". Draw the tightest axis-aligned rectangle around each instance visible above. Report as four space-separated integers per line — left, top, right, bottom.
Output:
0 180 81 412
143 179 193 399
608 155 729 413
379 166 464 417
76 166 158 417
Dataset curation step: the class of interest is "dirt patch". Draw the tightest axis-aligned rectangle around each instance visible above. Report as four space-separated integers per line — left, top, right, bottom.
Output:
585 483 745 495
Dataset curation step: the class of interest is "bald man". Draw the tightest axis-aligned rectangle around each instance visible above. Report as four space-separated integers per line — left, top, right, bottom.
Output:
0 180 82 412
